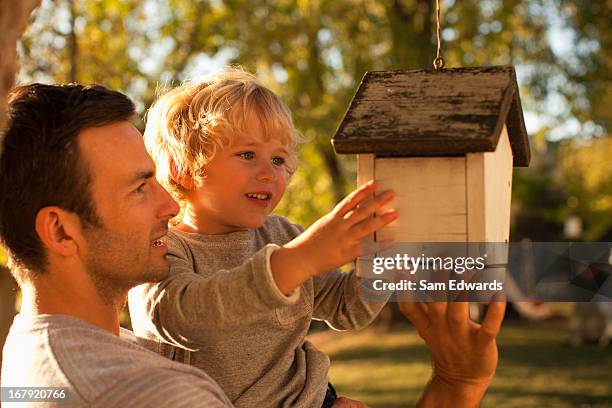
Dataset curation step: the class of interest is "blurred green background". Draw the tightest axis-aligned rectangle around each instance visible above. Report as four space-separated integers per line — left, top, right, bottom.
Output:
1 0 610 406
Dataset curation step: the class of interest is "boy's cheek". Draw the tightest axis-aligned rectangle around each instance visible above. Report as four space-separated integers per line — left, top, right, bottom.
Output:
271 197 282 210
271 193 285 212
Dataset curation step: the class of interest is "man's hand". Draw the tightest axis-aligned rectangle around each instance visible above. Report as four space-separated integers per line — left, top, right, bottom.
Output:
271 180 397 294
399 299 506 408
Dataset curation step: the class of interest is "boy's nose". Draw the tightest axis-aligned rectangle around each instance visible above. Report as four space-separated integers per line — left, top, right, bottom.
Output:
255 161 275 182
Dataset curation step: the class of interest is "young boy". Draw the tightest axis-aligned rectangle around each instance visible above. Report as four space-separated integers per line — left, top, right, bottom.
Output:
128 69 397 407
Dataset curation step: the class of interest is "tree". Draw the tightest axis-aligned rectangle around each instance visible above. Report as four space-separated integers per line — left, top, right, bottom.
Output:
558 137 612 240
6 0 610 334
16 0 609 225
0 0 40 128
0 0 41 380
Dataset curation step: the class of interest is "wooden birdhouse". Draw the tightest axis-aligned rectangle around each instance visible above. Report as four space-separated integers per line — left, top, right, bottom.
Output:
332 66 530 249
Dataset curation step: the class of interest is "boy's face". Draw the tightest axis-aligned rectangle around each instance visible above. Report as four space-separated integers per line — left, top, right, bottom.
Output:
185 115 290 234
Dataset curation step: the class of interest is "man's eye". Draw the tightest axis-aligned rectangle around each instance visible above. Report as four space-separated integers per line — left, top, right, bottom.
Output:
271 157 286 166
238 152 255 160
135 182 148 193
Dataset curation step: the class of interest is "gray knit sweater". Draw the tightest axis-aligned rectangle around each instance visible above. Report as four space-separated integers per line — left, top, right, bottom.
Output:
128 215 388 408
1 314 233 407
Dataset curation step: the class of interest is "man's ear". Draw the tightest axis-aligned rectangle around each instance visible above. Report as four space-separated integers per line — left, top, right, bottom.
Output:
170 160 196 190
35 207 83 258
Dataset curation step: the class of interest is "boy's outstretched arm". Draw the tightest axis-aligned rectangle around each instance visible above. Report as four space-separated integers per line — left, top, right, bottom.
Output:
271 180 398 295
129 180 396 348
399 299 506 408
129 245 294 349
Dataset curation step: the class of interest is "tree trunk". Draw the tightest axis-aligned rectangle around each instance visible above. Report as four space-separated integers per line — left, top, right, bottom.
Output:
68 0 78 82
0 269 18 371
388 0 435 69
0 0 40 129
0 0 40 378
303 7 349 202
317 143 348 204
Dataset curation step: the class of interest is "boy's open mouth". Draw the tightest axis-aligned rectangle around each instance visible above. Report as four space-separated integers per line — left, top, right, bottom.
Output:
246 193 271 201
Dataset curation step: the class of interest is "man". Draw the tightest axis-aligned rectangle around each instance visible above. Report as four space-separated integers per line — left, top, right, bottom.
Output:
0 83 504 407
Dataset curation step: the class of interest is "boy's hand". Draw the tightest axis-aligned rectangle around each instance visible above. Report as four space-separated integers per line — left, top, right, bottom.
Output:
271 180 397 294
399 299 506 408
286 180 397 276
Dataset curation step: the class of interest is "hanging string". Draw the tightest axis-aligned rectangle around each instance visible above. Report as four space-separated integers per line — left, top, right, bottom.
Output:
433 0 445 70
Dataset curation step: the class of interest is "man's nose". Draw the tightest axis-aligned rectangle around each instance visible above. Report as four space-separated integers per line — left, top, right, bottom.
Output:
157 182 180 219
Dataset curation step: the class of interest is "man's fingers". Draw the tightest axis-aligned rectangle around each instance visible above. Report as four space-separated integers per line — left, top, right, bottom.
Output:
333 180 377 216
479 295 506 341
425 302 448 325
447 301 469 329
332 397 369 408
399 301 432 339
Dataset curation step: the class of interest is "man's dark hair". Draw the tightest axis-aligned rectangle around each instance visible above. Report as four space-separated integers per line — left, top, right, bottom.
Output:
0 83 135 276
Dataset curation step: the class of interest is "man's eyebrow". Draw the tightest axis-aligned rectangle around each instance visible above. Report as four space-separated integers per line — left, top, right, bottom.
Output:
128 170 155 185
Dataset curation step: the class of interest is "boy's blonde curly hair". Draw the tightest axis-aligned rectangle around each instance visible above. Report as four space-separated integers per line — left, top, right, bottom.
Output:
144 68 302 212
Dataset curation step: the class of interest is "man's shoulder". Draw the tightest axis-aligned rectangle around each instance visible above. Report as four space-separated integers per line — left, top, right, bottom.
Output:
2 315 227 406
2 316 79 398
91 365 232 407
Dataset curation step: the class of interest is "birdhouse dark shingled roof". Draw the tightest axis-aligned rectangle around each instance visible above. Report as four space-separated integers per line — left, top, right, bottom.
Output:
332 66 530 166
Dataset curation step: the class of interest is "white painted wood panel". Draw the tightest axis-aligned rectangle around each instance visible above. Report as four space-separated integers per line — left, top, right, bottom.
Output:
375 157 467 243
466 125 513 243
466 125 513 265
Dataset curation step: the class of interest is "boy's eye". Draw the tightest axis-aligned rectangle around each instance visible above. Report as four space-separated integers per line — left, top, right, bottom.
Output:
271 156 286 166
238 151 255 160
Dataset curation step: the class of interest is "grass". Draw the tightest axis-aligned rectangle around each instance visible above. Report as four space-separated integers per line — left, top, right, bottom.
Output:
307 320 612 407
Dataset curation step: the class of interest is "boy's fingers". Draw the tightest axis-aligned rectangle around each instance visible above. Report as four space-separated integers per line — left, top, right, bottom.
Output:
361 239 395 255
333 180 377 216
361 239 395 256
478 295 506 341
349 209 398 238
344 190 395 224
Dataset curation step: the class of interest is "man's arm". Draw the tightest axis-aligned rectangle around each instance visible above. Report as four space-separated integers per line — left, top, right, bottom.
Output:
93 368 234 408
399 299 506 408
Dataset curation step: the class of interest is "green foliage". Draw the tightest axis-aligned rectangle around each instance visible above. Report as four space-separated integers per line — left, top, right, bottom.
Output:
511 131 612 241
558 137 612 240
